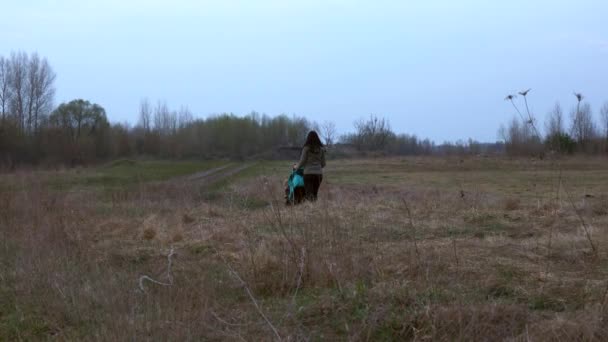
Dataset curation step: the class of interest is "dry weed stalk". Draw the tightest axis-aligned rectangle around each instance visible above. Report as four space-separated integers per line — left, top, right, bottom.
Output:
452 238 460 267
138 246 176 291
292 246 306 303
563 185 597 253
546 166 563 263
507 90 597 256
601 281 608 315
264 191 300 265
402 199 420 265
213 247 282 341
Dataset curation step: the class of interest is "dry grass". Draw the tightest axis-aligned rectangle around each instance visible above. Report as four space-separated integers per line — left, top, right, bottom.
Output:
2 156 608 340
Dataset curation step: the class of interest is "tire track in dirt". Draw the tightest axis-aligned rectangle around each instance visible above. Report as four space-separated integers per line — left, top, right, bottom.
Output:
185 164 233 182
176 163 256 187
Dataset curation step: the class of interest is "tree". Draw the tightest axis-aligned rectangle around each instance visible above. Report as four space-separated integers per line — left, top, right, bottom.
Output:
569 102 596 150
110 122 132 157
0 51 55 136
287 115 311 146
0 56 10 122
0 51 56 163
321 120 337 146
351 115 394 151
138 98 151 132
600 102 608 141
544 102 575 153
600 102 608 153
177 106 193 129
8 52 28 132
498 116 540 156
28 54 56 134
545 102 564 138
49 99 110 163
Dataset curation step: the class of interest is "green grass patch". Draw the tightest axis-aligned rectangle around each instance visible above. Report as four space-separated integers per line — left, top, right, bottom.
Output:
443 221 507 239
48 159 227 190
207 161 287 192
189 243 214 256
528 293 566 312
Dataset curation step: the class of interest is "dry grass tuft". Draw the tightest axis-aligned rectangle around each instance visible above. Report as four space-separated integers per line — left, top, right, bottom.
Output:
171 231 184 242
504 197 521 211
591 195 608 216
143 227 156 240
182 213 195 223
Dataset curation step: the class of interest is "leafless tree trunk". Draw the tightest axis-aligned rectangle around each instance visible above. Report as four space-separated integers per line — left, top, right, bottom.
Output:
0 52 54 136
499 116 538 156
138 98 151 132
153 101 171 135
570 102 596 148
9 52 28 133
321 120 337 146
32 56 56 135
545 102 564 137
178 106 193 129
25 53 40 135
600 102 608 152
600 102 608 140
0 57 10 122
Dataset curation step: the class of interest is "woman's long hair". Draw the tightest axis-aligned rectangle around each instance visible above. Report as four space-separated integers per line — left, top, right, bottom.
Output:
303 131 324 150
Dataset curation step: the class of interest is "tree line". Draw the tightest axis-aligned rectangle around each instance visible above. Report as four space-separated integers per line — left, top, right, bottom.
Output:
499 92 608 156
0 52 56 164
0 51 451 167
3 52 607 168
0 52 324 166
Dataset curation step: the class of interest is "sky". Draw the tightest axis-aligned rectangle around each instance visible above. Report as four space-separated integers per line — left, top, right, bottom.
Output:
1 0 607 142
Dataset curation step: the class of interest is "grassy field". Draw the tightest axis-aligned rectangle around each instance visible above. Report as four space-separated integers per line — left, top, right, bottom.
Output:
1 156 608 340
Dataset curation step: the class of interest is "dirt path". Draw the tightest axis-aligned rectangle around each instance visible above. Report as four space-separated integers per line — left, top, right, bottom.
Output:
178 163 256 187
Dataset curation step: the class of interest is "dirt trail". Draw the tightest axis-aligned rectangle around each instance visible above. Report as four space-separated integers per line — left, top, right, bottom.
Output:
177 163 256 187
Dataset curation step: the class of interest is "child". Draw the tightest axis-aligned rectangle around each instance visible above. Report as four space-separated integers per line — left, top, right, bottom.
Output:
285 167 305 205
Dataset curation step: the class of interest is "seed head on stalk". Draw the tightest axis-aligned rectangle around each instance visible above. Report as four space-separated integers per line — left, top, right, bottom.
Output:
571 92 584 139
519 88 533 120
518 88 541 138
505 94 526 122
518 88 531 97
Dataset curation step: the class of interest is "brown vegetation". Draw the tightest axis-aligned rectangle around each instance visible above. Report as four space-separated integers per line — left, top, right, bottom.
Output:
1 157 608 340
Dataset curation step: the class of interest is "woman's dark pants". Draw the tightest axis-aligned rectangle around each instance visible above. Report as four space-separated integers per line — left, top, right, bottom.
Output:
304 174 323 201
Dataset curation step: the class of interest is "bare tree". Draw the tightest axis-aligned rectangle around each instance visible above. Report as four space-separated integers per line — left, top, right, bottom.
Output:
32 56 56 134
177 105 193 129
153 101 171 135
287 115 311 145
0 56 10 122
351 114 394 151
600 102 608 142
138 98 151 132
169 110 178 135
545 102 564 138
8 51 28 132
499 116 538 156
25 53 39 134
0 51 54 135
320 120 337 146
570 101 596 147
25 53 55 135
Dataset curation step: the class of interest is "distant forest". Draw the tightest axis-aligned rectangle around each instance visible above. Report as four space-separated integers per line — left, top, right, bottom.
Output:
1 51 607 168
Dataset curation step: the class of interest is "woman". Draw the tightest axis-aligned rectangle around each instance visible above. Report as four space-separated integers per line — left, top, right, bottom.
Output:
294 131 326 201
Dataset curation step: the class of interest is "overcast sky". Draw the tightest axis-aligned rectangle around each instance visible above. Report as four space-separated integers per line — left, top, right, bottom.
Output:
2 0 607 142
